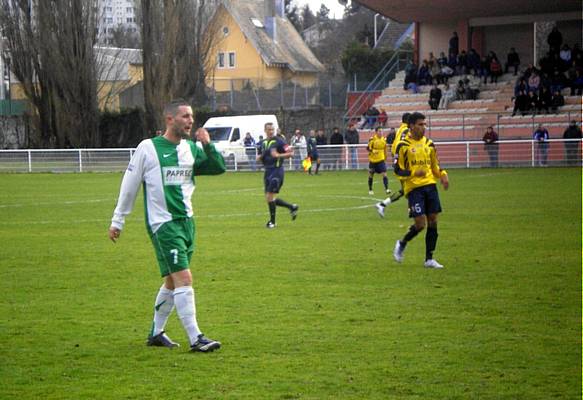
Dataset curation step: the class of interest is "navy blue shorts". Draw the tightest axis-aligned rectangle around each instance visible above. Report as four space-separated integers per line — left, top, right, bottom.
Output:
264 168 284 193
369 161 387 174
407 184 442 217
309 151 319 161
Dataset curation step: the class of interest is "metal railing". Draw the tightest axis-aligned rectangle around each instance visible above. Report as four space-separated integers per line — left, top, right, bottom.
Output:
0 140 580 173
344 49 414 121
349 110 582 141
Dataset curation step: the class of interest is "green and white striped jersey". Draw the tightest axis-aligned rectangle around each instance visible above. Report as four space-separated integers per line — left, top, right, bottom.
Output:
111 136 226 234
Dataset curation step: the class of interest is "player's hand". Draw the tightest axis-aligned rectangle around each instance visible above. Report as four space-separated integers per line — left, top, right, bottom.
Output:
108 227 121 243
195 128 210 145
440 174 449 190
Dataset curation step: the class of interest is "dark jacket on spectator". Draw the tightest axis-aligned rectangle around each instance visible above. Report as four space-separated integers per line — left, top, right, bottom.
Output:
344 128 359 145
329 130 344 145
563 124 582 139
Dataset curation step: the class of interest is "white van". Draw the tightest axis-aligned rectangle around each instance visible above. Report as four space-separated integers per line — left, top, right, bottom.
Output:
202 115 279 163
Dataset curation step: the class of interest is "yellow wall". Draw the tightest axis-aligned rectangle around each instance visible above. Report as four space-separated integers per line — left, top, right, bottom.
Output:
209 8 318 92
11 62 144 112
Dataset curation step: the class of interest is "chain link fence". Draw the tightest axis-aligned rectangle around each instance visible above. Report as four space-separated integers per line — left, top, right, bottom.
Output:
209 78 348 111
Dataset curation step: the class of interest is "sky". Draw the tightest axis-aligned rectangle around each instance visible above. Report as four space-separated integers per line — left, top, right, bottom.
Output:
293 0 347 20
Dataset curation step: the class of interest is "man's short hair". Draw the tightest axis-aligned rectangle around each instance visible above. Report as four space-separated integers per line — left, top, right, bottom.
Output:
164 99 190 117
375 126 382 132
408 112 426 125
264 122 274 130
402 112 411 123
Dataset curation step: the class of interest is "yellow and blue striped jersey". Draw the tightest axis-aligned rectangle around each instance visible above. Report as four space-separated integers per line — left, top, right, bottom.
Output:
367 135 387 163
391 122 410 156
394 135 447 195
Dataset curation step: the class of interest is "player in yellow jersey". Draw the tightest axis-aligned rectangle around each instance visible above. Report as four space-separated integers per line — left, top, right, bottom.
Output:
367 127 391 195
392 112 449 269
375 113 411 217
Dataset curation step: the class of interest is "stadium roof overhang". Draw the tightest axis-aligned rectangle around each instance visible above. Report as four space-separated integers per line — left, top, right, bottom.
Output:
353 0 582 22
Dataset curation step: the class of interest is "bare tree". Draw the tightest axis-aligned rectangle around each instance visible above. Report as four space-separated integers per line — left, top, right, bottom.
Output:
110 25 141 49
0 0 100 147
140 0 220 134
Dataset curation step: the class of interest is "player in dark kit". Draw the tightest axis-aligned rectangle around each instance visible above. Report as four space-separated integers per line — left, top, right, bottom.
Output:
306 130 321 175
258 122 299 228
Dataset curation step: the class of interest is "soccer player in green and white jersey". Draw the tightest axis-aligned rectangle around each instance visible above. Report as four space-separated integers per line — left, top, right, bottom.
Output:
108 99 226 352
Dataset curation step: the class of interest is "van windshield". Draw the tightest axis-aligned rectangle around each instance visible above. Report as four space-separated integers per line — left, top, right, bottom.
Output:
205 127 231 141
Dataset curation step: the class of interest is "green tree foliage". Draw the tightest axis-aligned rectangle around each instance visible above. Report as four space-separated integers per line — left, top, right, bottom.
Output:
284 0 302 32
300 4 316 30
340 41 395 81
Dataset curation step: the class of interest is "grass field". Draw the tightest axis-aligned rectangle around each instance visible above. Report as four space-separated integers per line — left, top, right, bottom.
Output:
0 168 581 399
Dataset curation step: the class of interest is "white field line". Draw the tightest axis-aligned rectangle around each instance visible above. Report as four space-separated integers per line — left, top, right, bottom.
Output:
0 170 514 217
1 203 376 226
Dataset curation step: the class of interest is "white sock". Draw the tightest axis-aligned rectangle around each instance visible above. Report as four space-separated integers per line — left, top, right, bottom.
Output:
174 286 202 346
151 286 175 336
382 198 392 206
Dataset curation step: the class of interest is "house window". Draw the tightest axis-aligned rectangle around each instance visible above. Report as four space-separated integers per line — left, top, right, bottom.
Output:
126 17 134 23
218 52 225 68
228 52 235 68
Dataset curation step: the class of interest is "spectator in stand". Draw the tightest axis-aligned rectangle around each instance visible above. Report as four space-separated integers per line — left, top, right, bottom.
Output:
572 43 582 61
511 90 530 116
482 126 499 167
505 48 521 75
549 69 567 93
479 56 490 84
537 86 552 114
441 63 454 84
449 32 459 57
437 52 448 67
344 122 360 169
378 109 388 127
528 71 541 93
489 55 503 83
467 49 481 76
562 120 582 165
559 44 572 70
455 79 467 101
428 84 442 110
550 90 565 113
428 52 437 67
430 58 442 85
404 60 418 91
290 129 307 170
527 91 539 114
456 50 468 75
418 60 432 85
464 78 480 100
514 78 528 97
574 51 583 69
533 124 550 166
571 68 583 95
522 63 537 80
448 51 458 70
365 106 380 129
439 83 456 110
329 127 344 170
547 26 563 54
